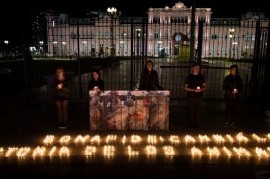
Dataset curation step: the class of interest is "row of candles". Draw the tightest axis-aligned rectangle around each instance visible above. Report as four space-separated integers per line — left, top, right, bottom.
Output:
0 132 269 159
42 133 270 145
0 145 270 158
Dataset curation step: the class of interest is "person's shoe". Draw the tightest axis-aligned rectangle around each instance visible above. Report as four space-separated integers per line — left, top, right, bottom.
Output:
58 123 66 129
229 122 236 127
223 122 230 127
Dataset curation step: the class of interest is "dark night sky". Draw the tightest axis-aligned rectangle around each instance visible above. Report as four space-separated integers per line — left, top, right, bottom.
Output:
1 0 269 45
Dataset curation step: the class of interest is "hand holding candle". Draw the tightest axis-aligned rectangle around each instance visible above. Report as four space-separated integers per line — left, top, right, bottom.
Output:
195 86 201 92
57 83 63 89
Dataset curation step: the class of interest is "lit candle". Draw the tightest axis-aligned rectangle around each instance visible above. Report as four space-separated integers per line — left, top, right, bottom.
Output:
147 135 157 144
131 135 142 144
58 83 63 89
146 145 157 156
127 145 139 156
163 145 175 156
85 145 97 156
233 88 237 93
207 146 220 158
59 146 70 157
103 145 115 156
169 135 180 144
191 146 202 157
255 147 269 158
196 86 200 90
184 135 196 144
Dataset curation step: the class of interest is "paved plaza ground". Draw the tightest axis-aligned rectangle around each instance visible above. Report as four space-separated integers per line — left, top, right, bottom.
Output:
0 92 270 178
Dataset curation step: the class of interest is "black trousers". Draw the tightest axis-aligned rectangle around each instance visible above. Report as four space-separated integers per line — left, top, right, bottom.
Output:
224 98 238 124
187 97 202 127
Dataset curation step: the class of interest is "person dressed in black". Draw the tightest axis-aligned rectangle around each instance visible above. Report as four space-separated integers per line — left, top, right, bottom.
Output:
52 66 70 129
222 64 243 127
88 69 104 92
139 60 164 91
184 62 206 128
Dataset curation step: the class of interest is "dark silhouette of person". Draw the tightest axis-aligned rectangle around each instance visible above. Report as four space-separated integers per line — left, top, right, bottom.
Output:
184 62 206 128
222 64 243 127
88 69 104 92
139 60 164 91
52 66 70 129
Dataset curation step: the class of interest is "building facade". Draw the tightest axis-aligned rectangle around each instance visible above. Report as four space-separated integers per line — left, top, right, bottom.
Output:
45 1 269 59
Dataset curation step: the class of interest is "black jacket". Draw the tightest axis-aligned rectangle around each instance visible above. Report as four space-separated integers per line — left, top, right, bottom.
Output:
88 79 104 91
222 74 243 99
139 69 164 91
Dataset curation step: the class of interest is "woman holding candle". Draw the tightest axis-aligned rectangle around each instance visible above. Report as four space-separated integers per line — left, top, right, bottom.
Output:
52 66 70 129
88 69 104 92
184 62 206 128
222 64 243 127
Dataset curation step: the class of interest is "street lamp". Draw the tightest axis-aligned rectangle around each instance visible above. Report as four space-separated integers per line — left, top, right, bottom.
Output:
4 40 9 58
229 28 235 59
135 28 141 56
39 41 44 56
107 7 117 56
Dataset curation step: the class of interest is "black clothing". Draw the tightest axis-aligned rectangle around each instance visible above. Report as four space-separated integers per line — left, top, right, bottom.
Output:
52 78 69 101
139 69 164 91
185 73 206 128
88 79 104 91
185 74 205 98
222 74 243 99
222 74 243 124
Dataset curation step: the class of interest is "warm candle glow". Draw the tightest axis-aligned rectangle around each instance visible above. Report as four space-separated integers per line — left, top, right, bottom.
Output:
122 135 126 144
252 134 267 143
163 146 175 156
146 145 157 156
16 147 31 157
222 147 232 158
233 147 250 158
207 146 220 157
147 135 158 144
184 135 196 144
5 147 18 157
106 135 117 144
191 147 202 156
235 132 249 143
32 146 46 157
255 147 269 158
198 134 211 144
225 134 234 143
103 145 115 156
131 135 142 144
90 135 101 144
212 134 225 144
59 135 71 145
59 146 70 156
74 135 90 144
127 145 139 156
49 146 57 157
43 135 55 145
169 135 180 144
85 146 97 156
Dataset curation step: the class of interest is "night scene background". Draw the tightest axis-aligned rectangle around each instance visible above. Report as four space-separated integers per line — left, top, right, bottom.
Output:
0 0 270 177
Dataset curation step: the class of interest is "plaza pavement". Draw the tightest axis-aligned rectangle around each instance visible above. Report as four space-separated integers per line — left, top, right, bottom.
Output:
0 91 270 178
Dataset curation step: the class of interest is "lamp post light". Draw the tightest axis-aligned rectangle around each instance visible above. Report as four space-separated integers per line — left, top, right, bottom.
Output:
107 7 117 56
229 28 235 59
135 28 141 56
39 41 44 56
4 40 9 58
